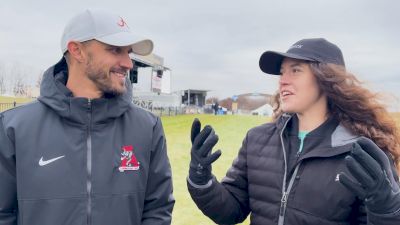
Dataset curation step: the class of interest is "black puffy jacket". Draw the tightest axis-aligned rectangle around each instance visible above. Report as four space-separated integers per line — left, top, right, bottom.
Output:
188 114 400 225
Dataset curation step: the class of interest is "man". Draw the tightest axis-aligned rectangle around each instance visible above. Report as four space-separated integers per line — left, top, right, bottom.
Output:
0 9 174 225
213 102 219 115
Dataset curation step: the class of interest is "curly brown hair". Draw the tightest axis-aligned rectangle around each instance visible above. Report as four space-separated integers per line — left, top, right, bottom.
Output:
272 62 400 168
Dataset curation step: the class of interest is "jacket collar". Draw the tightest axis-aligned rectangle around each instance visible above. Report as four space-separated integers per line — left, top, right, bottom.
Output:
38 58 132 124
277 113 357 158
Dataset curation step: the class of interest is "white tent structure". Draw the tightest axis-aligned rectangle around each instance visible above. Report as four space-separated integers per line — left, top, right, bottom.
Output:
251 104 273 116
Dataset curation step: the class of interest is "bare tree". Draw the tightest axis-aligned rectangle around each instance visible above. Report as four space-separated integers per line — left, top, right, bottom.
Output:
13 77 27 96
0 76 5 95
36 71 44 88
0 61 43 97
206 96 219 104
0 62 6 95
10 63 28 97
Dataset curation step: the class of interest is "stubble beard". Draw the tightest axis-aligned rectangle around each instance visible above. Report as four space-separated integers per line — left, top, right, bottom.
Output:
85 53 126 96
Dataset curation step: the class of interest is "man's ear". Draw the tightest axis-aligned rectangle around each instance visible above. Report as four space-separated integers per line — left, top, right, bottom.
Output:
67 41 86 63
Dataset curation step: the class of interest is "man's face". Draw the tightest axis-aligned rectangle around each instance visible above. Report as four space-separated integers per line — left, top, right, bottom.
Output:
83 40 133 96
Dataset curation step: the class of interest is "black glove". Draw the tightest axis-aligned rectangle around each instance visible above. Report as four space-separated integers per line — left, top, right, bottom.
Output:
339 137 400 214
189 118 222 185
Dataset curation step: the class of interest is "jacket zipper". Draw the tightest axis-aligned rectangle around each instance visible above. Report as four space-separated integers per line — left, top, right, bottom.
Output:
278 165 300 224
86 99 93 225
277 114 301 225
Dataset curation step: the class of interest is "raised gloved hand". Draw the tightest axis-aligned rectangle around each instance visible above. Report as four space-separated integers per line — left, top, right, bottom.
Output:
189 118 222 185
338 137 400 214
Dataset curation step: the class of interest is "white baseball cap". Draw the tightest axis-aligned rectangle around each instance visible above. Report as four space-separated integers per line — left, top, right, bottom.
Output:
61 9 153 56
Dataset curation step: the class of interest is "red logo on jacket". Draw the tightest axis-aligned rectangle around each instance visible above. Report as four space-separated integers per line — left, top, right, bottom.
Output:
119 145 140 172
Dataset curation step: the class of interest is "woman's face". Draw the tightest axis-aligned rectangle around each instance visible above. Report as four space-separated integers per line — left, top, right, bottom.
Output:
279 58 327 115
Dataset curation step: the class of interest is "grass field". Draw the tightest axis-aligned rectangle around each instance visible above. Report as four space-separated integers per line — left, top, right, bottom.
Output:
161 114 270 225
0 96 36 112
0 96 34 103
392 112 400 124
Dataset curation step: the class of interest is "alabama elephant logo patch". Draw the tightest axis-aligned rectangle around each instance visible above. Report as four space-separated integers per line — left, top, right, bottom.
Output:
119 145 140 172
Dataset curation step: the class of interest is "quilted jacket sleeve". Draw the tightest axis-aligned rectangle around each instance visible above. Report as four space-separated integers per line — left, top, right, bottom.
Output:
187 133 251 224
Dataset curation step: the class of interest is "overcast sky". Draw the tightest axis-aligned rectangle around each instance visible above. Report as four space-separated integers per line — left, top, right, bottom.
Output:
1 0 399 104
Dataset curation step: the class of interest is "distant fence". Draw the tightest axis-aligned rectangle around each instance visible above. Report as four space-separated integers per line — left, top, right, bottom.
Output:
132 98 185 116
1 100 186 116
151 106 186 116
0 102 23 112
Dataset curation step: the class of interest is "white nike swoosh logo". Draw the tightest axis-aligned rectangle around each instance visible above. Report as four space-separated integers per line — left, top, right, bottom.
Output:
38 155 65 166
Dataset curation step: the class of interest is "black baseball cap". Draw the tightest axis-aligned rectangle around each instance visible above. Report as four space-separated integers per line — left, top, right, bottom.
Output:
259 38 345 75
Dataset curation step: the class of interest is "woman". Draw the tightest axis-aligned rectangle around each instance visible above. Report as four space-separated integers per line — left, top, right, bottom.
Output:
187 38 400 224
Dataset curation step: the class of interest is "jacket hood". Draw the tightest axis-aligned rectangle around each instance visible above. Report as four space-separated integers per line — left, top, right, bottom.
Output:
38 57 133 124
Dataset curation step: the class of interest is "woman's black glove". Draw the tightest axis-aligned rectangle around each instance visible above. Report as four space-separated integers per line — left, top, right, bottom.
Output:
188 118 222 185
339 137 400 214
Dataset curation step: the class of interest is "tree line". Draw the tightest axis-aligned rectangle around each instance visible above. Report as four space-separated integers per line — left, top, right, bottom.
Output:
0 61 43 98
